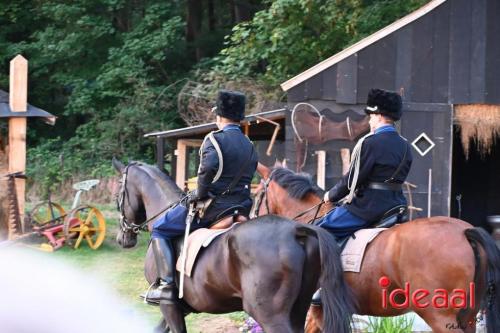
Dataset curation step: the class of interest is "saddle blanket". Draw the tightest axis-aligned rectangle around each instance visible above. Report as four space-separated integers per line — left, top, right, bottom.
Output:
176 224 239 277
341 228 386 273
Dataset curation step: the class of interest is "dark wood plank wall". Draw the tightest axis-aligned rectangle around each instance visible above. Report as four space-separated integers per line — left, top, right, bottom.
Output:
287 0 498 105
395 25 413 101
336 55 358 104
448 0 471 103
486 0 500 104
357 36 397 103
322 66 337 100
431 3 449 103
470 0 487 102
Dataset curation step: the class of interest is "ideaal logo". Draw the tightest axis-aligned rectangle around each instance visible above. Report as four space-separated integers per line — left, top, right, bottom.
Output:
379 276 475 309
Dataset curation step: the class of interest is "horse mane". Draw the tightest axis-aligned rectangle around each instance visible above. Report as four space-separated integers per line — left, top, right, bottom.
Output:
131 161 184 196
270 167 324 199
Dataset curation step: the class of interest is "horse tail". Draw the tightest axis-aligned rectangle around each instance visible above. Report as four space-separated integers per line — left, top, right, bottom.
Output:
299 225 355 333
463 227 500 333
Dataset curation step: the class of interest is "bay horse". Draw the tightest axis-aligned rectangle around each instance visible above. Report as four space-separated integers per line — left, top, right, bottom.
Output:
112 159 355 333
255 164 500 333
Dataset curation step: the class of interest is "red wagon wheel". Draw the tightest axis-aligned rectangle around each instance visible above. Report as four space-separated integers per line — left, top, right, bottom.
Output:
63 205 106 250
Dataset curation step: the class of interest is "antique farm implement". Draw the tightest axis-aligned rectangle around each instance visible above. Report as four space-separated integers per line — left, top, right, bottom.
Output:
25 179 106 251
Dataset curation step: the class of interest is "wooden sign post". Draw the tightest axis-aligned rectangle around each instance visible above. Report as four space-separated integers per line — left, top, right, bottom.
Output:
8 55 28 238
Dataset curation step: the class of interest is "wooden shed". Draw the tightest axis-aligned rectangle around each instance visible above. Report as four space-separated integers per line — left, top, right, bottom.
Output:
280 0 500 229
147 109 287 191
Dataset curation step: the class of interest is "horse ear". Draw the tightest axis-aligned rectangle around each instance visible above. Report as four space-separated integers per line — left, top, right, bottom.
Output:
112 157 125 173
257 162 271 180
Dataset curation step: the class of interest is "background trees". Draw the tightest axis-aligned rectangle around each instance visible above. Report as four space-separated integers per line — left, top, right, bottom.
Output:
0 0 427 192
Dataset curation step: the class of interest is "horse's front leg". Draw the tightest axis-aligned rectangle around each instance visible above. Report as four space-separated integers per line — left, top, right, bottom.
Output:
159 303 186 333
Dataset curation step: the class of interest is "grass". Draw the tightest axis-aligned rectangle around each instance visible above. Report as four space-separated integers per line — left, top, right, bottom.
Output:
24 202 245 332
367 315 415 333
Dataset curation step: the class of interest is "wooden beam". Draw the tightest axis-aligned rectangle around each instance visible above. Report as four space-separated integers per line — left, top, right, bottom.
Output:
8 55 28 237
340 148 351 175
316 150 326 190
175 139 202 189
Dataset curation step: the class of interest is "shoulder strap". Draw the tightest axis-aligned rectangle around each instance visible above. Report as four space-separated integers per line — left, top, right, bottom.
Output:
199 132 224 183
385 142 408 183
222 145 256 195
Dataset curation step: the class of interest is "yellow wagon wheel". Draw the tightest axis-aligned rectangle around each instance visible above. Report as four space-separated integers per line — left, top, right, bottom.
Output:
29 201 66 226
63 205 106 250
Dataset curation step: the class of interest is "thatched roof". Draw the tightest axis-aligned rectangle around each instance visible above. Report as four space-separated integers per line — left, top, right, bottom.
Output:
455 104 500 158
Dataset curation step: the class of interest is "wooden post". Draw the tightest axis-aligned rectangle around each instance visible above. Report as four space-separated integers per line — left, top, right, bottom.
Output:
316 150 326 190
340 148 351 175
156 136 165 171
175 141 187 189
8 55 28 237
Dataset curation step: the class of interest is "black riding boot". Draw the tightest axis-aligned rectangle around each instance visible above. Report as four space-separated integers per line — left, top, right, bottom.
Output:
145 238 177 304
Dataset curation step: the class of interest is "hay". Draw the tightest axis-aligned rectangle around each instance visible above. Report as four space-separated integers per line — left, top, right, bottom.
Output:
455 104 500 158
177 77 282 126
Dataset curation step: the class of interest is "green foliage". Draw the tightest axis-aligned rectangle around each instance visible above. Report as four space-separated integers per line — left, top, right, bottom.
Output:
368 315 415 333
2 1 189 189
1 0 430 191
217 0 429 86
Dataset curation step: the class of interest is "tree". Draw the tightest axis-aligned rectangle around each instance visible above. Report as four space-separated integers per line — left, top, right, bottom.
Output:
217 0 429 86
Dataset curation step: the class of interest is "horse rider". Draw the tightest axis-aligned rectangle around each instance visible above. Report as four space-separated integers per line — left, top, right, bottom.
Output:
317 88 413 239
145 90 258 304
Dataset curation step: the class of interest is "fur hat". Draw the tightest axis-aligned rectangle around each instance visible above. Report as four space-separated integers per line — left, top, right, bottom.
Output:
213 90 246 121
364 89 403 121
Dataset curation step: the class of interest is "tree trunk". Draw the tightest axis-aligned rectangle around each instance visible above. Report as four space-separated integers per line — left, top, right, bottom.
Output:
186 0 203 61
208 0 215 31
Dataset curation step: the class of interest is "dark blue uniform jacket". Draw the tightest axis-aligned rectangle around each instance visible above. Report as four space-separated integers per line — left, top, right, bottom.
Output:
197 124 258 222
327 127 413 223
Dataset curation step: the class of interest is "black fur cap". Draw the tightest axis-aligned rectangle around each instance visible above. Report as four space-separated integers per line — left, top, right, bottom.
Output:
214 90 246 121
364 88 403 121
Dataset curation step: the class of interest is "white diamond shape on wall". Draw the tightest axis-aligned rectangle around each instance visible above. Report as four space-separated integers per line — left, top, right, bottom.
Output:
411 133 436 157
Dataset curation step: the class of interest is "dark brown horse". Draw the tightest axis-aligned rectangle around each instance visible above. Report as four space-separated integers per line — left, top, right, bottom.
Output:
112 159 355 333
255 164 500 333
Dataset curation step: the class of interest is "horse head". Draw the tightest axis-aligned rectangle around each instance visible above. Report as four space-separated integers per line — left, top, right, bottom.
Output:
255 163 325 221
112 158 183 249
113 158 145 248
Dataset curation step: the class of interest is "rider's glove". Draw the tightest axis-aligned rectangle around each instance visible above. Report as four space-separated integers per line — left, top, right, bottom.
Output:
187 189 199 204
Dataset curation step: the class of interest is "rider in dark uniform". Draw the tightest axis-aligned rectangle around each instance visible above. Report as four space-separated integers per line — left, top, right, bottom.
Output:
145 90 258 304
318 88 413 239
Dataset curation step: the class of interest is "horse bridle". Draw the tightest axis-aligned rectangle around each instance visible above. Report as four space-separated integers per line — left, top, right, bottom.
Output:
117 163 147 234
117 163 185 234
252 170 329 225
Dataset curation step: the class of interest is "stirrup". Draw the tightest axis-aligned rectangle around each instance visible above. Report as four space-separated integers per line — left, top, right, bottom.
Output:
311 288 322 306
142 280 176 305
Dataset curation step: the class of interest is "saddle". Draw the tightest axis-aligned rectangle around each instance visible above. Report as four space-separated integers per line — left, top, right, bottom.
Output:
312 205 409 307
195 198 248 229
336 205 408 251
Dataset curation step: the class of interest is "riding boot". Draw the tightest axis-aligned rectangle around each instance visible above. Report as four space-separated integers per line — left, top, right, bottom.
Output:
145 238 177 304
